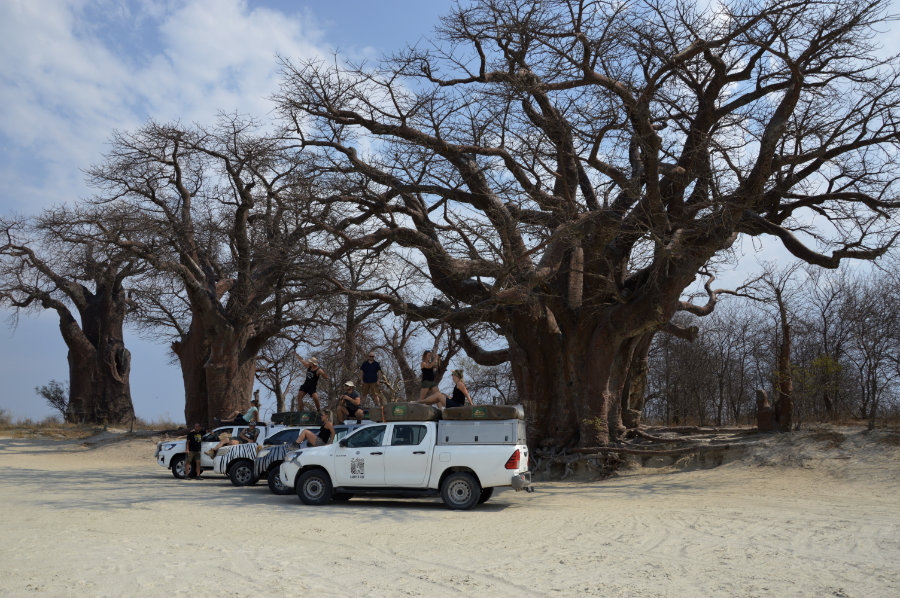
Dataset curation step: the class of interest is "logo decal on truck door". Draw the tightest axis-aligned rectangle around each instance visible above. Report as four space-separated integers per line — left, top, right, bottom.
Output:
350 458 365 478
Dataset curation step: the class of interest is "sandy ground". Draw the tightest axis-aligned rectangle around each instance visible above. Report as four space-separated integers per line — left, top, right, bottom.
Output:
0 427 898 597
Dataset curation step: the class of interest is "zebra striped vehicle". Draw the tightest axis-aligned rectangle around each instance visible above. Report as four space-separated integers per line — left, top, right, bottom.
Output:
255 422 375 494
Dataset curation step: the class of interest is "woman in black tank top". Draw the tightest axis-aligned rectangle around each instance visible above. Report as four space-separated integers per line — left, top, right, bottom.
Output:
296 411 335 447
418 369 473 409
418 350 441 401
293 353 328 411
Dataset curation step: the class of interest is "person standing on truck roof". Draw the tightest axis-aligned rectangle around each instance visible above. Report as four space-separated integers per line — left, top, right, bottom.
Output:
337 381 364 423
185 422 205 479
294 353 327 411
358 351 384 406
221 393 260 425
418 369 474 408
295 410 336 447
418 350 441 402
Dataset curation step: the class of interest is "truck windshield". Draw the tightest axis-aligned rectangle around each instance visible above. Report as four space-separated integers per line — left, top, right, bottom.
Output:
345 425 386 448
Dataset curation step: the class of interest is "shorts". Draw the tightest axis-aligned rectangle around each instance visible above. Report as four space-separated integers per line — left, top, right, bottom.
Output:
445 395 464 408
342 400 361 414
359 382 380 397
421 380 438 389
299 383 317 395
188 450 201 461
218 432 232 443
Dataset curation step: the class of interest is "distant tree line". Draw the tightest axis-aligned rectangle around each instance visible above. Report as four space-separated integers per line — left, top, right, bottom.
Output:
644 265 900 428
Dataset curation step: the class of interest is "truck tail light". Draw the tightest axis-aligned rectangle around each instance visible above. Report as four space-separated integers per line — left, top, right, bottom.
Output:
504 449 520 470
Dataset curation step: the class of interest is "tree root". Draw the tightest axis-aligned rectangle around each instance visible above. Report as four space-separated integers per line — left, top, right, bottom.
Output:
641 426 756 435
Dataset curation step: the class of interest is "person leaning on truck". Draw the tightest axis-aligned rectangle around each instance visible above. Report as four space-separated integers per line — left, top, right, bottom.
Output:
337 381 364 422
358 351 384 406
185 422 205 479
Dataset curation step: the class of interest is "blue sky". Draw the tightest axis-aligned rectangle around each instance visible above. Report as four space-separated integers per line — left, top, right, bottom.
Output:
0 0 448 422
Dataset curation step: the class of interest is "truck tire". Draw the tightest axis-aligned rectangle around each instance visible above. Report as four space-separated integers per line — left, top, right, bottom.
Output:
228 460 256 486
478 487 494 504
440 472 481 510
267 466 292 495
171 455 186 479
297 469 333 505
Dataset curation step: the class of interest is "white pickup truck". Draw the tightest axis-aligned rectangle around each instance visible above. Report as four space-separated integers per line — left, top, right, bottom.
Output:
279 418 532 509
154 423 281 479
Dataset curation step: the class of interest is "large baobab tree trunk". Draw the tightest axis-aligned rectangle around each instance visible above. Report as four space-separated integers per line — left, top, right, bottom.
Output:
506 312 636 448
172 313 258 425
203 325 258 420
172 313 209 425
61 290 134 424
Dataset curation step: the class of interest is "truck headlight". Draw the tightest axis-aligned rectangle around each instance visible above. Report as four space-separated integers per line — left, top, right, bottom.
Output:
159 442 178 452
257 448 270 458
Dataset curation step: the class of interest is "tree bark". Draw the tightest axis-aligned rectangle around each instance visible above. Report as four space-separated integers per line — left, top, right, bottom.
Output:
172 312 209 425
62 284 134 425
506 311 632 448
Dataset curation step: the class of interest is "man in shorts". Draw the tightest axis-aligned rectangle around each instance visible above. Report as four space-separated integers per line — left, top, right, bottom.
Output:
185 422 205 479
358 351 384 406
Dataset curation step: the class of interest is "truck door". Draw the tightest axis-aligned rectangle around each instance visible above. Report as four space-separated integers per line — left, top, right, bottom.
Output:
334 424 386 486
383 424 431 487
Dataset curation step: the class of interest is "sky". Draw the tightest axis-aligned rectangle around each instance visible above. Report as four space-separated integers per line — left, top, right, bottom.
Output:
1 0 898 423
0 0 448 422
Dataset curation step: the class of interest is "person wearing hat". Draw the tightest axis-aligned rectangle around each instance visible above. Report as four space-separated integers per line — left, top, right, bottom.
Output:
221 390 260 425
294 353 328 411
336 380 364 423
418 369 474 409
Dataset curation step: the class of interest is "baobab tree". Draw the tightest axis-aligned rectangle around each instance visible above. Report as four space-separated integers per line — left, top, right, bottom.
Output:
278 0 900 447
0 211 139 424
88 116 331 422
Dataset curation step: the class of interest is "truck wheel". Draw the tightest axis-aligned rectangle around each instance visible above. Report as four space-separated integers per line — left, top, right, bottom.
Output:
228 460 255 486
478 487 494 504
441 472 481 510
267 466 292 495
171 455 186 479
332 492 354 502
297 469 333 505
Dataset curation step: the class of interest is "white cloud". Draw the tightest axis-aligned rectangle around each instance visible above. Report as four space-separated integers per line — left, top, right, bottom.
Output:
0 0 324 212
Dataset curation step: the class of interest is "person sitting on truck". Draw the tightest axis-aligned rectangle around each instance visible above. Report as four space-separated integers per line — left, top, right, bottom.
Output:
418 350 441 402
294 354 327 411
295 410 336 447
205 422 260 458
418 369 474 408
336 381 364 423
220 394 260 425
